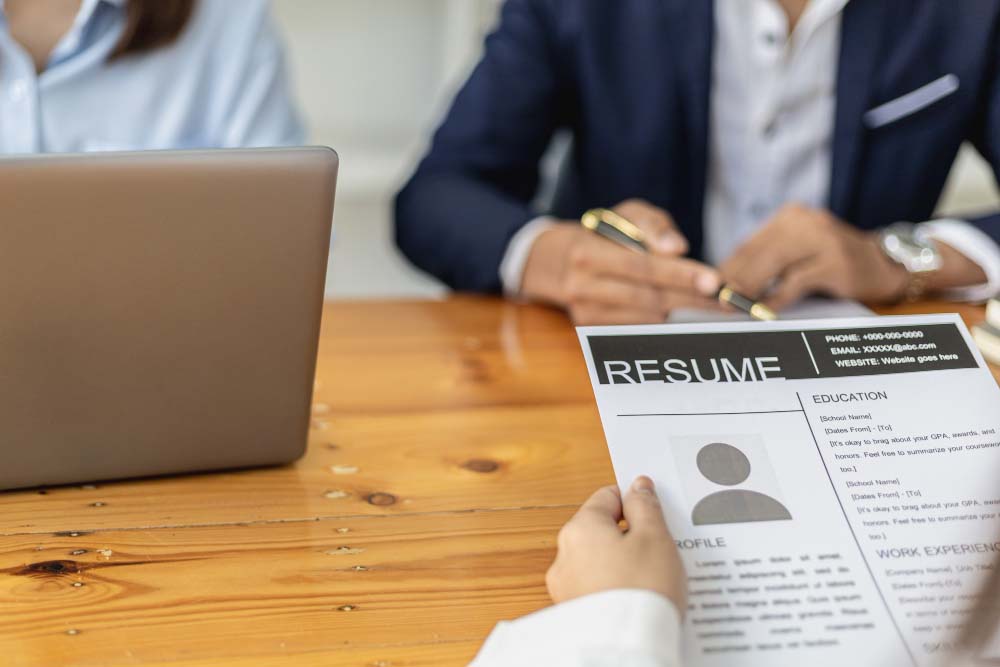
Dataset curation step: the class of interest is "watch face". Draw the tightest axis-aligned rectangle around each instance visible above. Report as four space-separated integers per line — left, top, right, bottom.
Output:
883 229 943 273
914 247 944 273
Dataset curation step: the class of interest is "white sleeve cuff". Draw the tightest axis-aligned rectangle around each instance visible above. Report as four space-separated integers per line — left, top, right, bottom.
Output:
498 216 559 296
468 589 683 667
920 219 1000 303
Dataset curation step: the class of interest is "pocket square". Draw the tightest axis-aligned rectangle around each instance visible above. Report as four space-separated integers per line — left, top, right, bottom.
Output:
863 74 960 129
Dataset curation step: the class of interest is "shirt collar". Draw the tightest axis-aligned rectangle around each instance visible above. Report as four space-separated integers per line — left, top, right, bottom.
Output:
46 0 126 68
78 0 127 26
796 0 851 37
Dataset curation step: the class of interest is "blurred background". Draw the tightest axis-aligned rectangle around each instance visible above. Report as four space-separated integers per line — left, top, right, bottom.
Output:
270 0 1000 299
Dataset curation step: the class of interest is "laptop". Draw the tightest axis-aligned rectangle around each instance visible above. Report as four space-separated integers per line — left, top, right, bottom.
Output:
0 147 337 490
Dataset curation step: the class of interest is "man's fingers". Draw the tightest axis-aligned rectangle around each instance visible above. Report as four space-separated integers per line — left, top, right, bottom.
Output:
613 199 688 256
721 207 820 297
571 236 720 296
765 262 830 311
622 476 670 538
566 275 662 312
719 235 779 297
723 243 812 299
647 256 721 296
717 220 779 290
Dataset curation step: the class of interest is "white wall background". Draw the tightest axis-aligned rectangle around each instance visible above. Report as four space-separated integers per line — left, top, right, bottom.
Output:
270 0 1000 299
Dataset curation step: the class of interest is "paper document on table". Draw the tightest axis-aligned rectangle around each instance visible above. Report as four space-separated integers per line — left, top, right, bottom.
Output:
670 297 873 323
577 315 1000 667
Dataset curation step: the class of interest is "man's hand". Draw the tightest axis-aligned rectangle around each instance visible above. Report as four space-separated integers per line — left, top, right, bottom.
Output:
545 476 687 613
521 199 722 324
720 204 988 311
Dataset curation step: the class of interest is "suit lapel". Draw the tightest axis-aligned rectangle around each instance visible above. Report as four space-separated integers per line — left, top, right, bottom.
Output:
664 0 714 257
829 0 888 219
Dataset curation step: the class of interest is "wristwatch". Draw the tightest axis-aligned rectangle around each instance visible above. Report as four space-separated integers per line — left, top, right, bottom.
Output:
878 222 943 301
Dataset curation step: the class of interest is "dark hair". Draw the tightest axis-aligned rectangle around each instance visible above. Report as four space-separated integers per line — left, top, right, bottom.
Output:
110 0 196 60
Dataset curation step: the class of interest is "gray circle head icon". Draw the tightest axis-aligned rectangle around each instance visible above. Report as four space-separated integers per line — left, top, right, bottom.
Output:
696 442 751 486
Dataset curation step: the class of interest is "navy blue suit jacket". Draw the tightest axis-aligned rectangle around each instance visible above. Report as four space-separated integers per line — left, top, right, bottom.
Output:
395 0 1000 293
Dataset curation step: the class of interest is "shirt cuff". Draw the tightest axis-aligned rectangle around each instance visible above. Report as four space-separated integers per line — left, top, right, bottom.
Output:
498 216 558 296
468 589 683 667
919 219 1000 303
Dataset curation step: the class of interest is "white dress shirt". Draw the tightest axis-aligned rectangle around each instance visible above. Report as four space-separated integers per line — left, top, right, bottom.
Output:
0 0 304 154
499 0 1000 303
469 590 683 667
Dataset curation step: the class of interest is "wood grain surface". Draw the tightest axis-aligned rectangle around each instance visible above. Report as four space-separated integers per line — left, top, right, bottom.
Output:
0 297 991 666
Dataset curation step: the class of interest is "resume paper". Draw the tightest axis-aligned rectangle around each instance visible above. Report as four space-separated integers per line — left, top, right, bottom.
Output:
577 315 1000 666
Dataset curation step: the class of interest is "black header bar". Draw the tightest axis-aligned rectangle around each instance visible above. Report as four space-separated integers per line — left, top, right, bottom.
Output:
587 323 978 385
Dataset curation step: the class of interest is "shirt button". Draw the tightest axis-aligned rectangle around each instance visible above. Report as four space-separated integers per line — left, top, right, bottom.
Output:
762 32 782 46
750 202 770 219
9 79 29 102
762 119 778 139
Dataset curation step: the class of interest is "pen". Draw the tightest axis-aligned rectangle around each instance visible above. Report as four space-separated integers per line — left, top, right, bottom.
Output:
580 208 778 321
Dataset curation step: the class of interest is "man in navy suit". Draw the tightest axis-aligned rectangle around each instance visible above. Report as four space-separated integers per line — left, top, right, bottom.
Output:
396 0 1000 324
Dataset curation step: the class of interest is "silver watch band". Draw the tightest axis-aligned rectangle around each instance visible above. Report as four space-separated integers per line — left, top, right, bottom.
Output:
879 222 943 275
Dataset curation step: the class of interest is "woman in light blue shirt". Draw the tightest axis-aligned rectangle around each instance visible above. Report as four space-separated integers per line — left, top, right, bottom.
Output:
0 0 304 154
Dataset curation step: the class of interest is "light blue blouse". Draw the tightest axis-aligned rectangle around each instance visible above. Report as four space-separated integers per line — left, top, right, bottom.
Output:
0 0 305 154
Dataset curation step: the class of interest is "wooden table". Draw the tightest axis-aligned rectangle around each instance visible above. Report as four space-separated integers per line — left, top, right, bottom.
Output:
0 297 991 667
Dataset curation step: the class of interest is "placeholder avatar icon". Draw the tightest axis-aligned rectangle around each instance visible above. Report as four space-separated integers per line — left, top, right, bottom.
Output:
691 442 791 526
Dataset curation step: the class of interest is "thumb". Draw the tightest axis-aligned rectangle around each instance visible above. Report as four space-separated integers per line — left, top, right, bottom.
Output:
622 476 670 537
